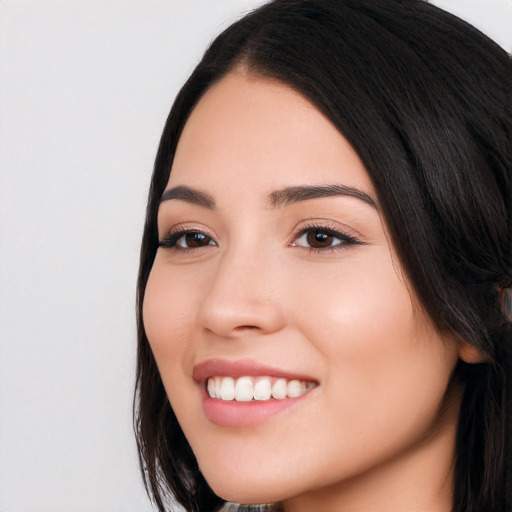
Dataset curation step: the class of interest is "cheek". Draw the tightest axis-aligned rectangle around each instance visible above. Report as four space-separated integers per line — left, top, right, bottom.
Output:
142 261 207 437
292 253 415 358
290 254 458 442
142 261 198 372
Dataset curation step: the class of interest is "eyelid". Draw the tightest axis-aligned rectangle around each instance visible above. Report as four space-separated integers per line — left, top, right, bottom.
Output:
289 220 365 250
158 223 218 248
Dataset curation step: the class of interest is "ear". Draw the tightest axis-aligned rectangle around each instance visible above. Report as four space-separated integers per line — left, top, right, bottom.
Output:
458 341 488 364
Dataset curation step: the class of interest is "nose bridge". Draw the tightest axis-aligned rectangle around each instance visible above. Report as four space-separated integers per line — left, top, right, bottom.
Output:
198 236 286 337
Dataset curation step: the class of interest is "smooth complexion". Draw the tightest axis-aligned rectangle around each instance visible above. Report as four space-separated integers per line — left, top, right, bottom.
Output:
143 70 478 511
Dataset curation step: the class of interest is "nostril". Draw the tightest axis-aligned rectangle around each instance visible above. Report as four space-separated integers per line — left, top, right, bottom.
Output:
204 324 260 336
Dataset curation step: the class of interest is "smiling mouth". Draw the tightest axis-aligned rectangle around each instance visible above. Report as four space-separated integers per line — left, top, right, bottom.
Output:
207 376 317 402
195 360 318 426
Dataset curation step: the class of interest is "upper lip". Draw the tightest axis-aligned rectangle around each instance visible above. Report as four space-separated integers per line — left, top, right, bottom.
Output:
193 358 318 384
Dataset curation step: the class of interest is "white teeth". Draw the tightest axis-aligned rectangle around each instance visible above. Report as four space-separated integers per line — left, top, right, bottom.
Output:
214 376 222 398
286 379 303 398
271 378 287 399
206 375 316 401
220 376 235 400
253 377 272 400
207 378 216 398
235 376 253 402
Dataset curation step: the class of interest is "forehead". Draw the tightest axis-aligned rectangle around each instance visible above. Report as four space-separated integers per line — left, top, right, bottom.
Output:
169 70 375 198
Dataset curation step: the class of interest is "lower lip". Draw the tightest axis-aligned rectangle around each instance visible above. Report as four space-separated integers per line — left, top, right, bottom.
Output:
201 393 311 427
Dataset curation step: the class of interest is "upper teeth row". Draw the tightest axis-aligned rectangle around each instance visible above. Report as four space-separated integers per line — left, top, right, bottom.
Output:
207 376 315 402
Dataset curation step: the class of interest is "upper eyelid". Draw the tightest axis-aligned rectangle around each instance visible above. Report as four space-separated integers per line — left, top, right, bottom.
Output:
158 219 365 247
159 222 217 240
290 219 364 240
158 228 218 251
163 227 216 240
291 226 361 247
162 222 354 238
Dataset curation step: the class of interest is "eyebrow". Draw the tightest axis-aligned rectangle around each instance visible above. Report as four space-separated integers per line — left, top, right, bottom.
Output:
159 183 378 210
268 184 378 209
160 185 216 209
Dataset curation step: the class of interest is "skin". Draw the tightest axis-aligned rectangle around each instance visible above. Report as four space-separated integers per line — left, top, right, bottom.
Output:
143 69 480 511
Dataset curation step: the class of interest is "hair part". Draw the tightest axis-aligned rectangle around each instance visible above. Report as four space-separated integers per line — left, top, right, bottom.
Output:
135 1 512 510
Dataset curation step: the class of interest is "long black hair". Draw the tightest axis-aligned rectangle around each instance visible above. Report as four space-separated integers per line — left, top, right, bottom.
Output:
135 1 512 511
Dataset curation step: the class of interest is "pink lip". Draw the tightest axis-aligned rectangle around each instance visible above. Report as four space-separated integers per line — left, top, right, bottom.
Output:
193 358 317 383
193 359 318 428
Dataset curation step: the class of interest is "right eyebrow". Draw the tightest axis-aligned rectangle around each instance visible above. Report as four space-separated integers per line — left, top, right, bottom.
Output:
160 185 216 210
268 184 378 209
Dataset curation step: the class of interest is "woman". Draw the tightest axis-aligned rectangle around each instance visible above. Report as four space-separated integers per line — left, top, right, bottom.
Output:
135 1 512 511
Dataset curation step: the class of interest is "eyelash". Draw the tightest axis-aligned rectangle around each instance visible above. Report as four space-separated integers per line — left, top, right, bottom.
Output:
158 228 217 252
158 223 363 253
290 223 363 253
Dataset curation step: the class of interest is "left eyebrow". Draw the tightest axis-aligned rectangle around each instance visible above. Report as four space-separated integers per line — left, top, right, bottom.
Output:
268 184 378 209
160 185 216 209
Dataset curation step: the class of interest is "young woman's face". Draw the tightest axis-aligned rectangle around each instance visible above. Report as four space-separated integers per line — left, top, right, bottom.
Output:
143 70 463 509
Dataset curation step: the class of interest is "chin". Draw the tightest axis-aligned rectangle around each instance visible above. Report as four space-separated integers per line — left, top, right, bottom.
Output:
203 470 290 506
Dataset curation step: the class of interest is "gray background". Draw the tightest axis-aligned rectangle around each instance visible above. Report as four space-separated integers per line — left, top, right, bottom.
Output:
1 1 510 511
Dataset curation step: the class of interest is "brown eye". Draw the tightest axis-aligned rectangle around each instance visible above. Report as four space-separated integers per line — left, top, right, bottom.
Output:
159 230 216 250
292 226 362 252
306 229 335 248
181 232 213 248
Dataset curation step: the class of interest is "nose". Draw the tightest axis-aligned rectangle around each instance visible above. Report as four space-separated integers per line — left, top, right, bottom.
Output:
197 246 287 339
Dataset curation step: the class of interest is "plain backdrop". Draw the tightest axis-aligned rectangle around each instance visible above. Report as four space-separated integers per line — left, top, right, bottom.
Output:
0 1 510 511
